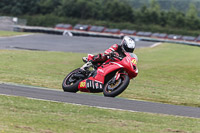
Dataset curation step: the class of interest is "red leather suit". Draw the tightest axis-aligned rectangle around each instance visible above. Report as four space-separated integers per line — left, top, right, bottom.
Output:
89 44 122 63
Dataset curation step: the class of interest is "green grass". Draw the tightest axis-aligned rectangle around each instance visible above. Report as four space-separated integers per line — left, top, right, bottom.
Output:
0 43 199 132
0 95 199 133
0 43 199 107
0 30 28 37
124 43 200 107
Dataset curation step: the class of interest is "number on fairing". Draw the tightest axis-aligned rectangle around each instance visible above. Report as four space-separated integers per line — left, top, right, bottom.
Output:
80 82 86 87
131 59 137 64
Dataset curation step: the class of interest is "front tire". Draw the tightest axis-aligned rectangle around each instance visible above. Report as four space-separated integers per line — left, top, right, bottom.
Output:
62 68 82 93
103 74 130 97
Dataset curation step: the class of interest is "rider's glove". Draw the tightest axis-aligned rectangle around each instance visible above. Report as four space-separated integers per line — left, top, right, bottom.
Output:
92 54 102 61
110 51 119 57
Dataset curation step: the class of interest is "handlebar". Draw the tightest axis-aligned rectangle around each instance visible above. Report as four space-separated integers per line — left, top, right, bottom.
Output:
113 55 123 60
107 52 123 61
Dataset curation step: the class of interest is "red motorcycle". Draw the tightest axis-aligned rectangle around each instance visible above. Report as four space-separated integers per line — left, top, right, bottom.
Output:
62 52 138 97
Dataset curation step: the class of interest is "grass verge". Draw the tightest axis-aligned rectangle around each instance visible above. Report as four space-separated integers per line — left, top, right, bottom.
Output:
0 30 28 37
0 95 199 133
0 43 199 107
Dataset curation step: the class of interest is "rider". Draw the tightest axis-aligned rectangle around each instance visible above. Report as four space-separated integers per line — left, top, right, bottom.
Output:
80 36 138 71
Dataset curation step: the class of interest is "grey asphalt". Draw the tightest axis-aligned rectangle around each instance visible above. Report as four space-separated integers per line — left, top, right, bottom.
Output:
0 34 199 118
0 34 155 53
0 83 199 118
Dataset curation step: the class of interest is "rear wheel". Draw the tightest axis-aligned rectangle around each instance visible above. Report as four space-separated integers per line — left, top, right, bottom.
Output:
103 74 130 97
62 68 82 93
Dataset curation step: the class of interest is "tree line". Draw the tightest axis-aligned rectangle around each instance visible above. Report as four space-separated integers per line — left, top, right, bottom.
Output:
0 0 200 35
129 0 200 15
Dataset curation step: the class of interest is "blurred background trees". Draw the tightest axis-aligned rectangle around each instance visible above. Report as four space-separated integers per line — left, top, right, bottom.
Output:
1 0 200 36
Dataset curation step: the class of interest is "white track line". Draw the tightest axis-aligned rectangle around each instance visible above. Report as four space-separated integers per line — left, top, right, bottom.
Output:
150 42 162 48
0 93 191 118
0 83 197 118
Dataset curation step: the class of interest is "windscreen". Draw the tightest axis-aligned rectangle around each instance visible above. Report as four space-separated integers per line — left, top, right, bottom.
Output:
128 53 138 62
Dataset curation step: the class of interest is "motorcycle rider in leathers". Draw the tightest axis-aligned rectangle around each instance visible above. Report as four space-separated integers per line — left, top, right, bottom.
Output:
80 36 138 72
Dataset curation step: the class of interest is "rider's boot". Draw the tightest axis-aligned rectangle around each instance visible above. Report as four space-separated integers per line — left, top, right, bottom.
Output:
82 57 88 63
80 61 93 74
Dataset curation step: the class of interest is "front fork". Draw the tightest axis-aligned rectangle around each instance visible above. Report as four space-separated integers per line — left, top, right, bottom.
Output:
110 71 122 84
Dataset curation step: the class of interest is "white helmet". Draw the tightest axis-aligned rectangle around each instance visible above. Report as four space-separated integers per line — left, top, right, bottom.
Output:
121 36 135 53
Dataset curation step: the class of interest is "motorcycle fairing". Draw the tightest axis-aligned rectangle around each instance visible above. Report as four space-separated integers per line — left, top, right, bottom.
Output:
78 80 89 92
93 61 123 83
78 62 122 92
86 79 103 92
78 79 103 93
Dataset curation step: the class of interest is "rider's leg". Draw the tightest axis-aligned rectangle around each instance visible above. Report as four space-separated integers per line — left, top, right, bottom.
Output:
80 61 93 71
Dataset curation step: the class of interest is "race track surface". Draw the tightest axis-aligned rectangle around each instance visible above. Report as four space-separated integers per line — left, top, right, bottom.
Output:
0 34 155 53
0 83 199 118
0 34 199 118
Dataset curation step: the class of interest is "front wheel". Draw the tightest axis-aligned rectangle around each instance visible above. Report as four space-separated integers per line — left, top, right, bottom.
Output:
103 74 130 97
62 68 82 93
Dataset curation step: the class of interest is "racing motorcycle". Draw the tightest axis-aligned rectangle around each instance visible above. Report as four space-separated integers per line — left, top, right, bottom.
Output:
62 52 138 97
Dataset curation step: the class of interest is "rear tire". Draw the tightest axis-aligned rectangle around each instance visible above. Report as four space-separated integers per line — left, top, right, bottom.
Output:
62 68 82 93
103 74 130 97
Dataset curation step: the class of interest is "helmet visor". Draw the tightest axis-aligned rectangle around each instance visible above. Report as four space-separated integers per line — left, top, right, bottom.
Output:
124 45 134 53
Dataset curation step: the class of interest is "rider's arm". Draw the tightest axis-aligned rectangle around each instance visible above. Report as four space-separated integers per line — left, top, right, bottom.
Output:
92 44 119 63
104 44 119 55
